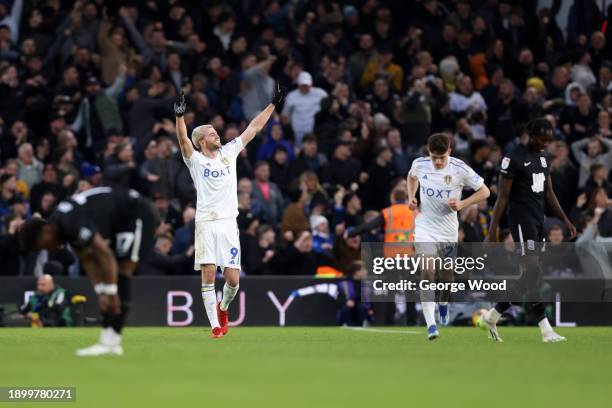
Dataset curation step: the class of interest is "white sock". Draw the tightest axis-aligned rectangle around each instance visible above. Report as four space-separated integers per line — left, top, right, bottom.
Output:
485 308 501 324
538 317 554 336
420 290 436 327
201 283 219 328
422 302 436 328
220 283 239 311
101 328 121 346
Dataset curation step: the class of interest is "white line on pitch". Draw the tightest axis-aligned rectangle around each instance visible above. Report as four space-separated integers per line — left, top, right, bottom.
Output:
342 327 421 334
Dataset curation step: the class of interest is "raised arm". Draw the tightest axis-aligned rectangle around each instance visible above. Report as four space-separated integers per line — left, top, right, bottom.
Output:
571 137 589 162
173 92 193 159
240 82 286 148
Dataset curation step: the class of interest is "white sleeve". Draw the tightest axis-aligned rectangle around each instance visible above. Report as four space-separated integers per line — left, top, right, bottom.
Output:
408 160 422 178
281 93 294 117
221 137 244 161
183 150 201 168
463 165 484 190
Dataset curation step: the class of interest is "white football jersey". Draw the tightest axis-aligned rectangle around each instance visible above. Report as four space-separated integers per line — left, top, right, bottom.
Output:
183 137 243 222
409 156 484 242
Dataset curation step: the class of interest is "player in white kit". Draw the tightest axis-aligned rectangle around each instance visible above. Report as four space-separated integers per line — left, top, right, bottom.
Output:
173 85 284 338
407 133 490 340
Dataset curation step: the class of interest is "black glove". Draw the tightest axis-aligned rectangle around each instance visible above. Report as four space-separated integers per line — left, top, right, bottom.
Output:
173 92 186 117
272 82 286 109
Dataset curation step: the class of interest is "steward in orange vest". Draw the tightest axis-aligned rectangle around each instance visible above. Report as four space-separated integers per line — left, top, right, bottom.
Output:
347 188 415 256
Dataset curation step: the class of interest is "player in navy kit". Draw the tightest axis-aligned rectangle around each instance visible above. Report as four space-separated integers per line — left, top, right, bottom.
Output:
481 118 576 342
19 187 160 355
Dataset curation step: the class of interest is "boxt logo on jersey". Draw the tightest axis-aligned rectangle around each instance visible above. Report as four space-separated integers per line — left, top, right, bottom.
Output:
421 185 452 199
203 165 231 179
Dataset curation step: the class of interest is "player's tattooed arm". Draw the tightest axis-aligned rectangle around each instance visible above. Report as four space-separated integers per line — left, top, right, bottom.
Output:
173 92 194 159
485 178 513 242
545 175 577 239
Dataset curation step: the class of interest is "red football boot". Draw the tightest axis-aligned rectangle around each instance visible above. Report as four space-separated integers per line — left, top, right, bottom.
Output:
217 303 229 335
211 327 224 339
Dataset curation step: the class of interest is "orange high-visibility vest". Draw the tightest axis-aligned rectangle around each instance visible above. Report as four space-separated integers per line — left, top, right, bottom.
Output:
382 204 415 257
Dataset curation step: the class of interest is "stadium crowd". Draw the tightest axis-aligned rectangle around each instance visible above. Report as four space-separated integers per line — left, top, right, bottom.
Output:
1 0 612 278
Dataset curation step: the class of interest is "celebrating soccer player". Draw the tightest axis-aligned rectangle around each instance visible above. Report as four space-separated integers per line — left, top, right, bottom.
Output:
174 84 285 338
480 118 576 342
19 187 160 356
407 133 490 340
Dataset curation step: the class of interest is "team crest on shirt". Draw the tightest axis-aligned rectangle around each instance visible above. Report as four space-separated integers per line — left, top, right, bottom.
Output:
540 157 547 168
444 175 452 185
221 157 229 165
501 157 510 170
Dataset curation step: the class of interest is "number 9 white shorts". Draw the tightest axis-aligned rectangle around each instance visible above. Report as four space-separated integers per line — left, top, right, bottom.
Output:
194 218 241 270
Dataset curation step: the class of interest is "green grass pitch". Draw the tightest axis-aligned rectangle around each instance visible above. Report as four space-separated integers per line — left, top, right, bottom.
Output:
1 327 610 408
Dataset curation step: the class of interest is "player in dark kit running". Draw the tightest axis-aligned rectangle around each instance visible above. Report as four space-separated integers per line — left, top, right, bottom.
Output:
481 118 576 342
19 187 160 356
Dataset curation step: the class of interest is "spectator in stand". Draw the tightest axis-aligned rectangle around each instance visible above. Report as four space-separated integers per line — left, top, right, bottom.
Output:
29 164 64 215
71 74 125 154
103 141 139 190
449 74 487 115
0 174 22 218
257 121 294 162
139 233 194 275
361 146 395 211
20 274 72 327
281 71 328 147
140 135 179 198
582 164 612 198
16 143 42 190
332 190 363 229
279 230 336 275
571 135 612 189
320 142 361 190
361 43 403 92
245 225 279 275
242 53 276 121
290 134 327 179
280 180 310 247
311 214 333 254
251 161 284 226
548 141 579 215
172 206 195 256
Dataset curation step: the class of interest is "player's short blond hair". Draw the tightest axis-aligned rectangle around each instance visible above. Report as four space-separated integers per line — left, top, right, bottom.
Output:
191 125 214 150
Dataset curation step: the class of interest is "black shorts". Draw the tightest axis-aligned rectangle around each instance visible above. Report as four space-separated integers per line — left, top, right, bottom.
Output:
509 223 544 256
113 197 160 263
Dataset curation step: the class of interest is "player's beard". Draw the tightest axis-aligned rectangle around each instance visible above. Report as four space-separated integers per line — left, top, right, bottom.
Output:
206 140 222 150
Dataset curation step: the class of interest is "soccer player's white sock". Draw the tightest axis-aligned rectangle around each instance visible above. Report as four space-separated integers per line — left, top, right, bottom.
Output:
420 291 437 327
422 302 436 327
100 328 121 346
201 283 220 328
485 308 501 324
220 283 239 311
538 317 554 336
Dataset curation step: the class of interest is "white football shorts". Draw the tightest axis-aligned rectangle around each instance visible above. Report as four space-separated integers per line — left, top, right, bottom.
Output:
194 218 241 270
